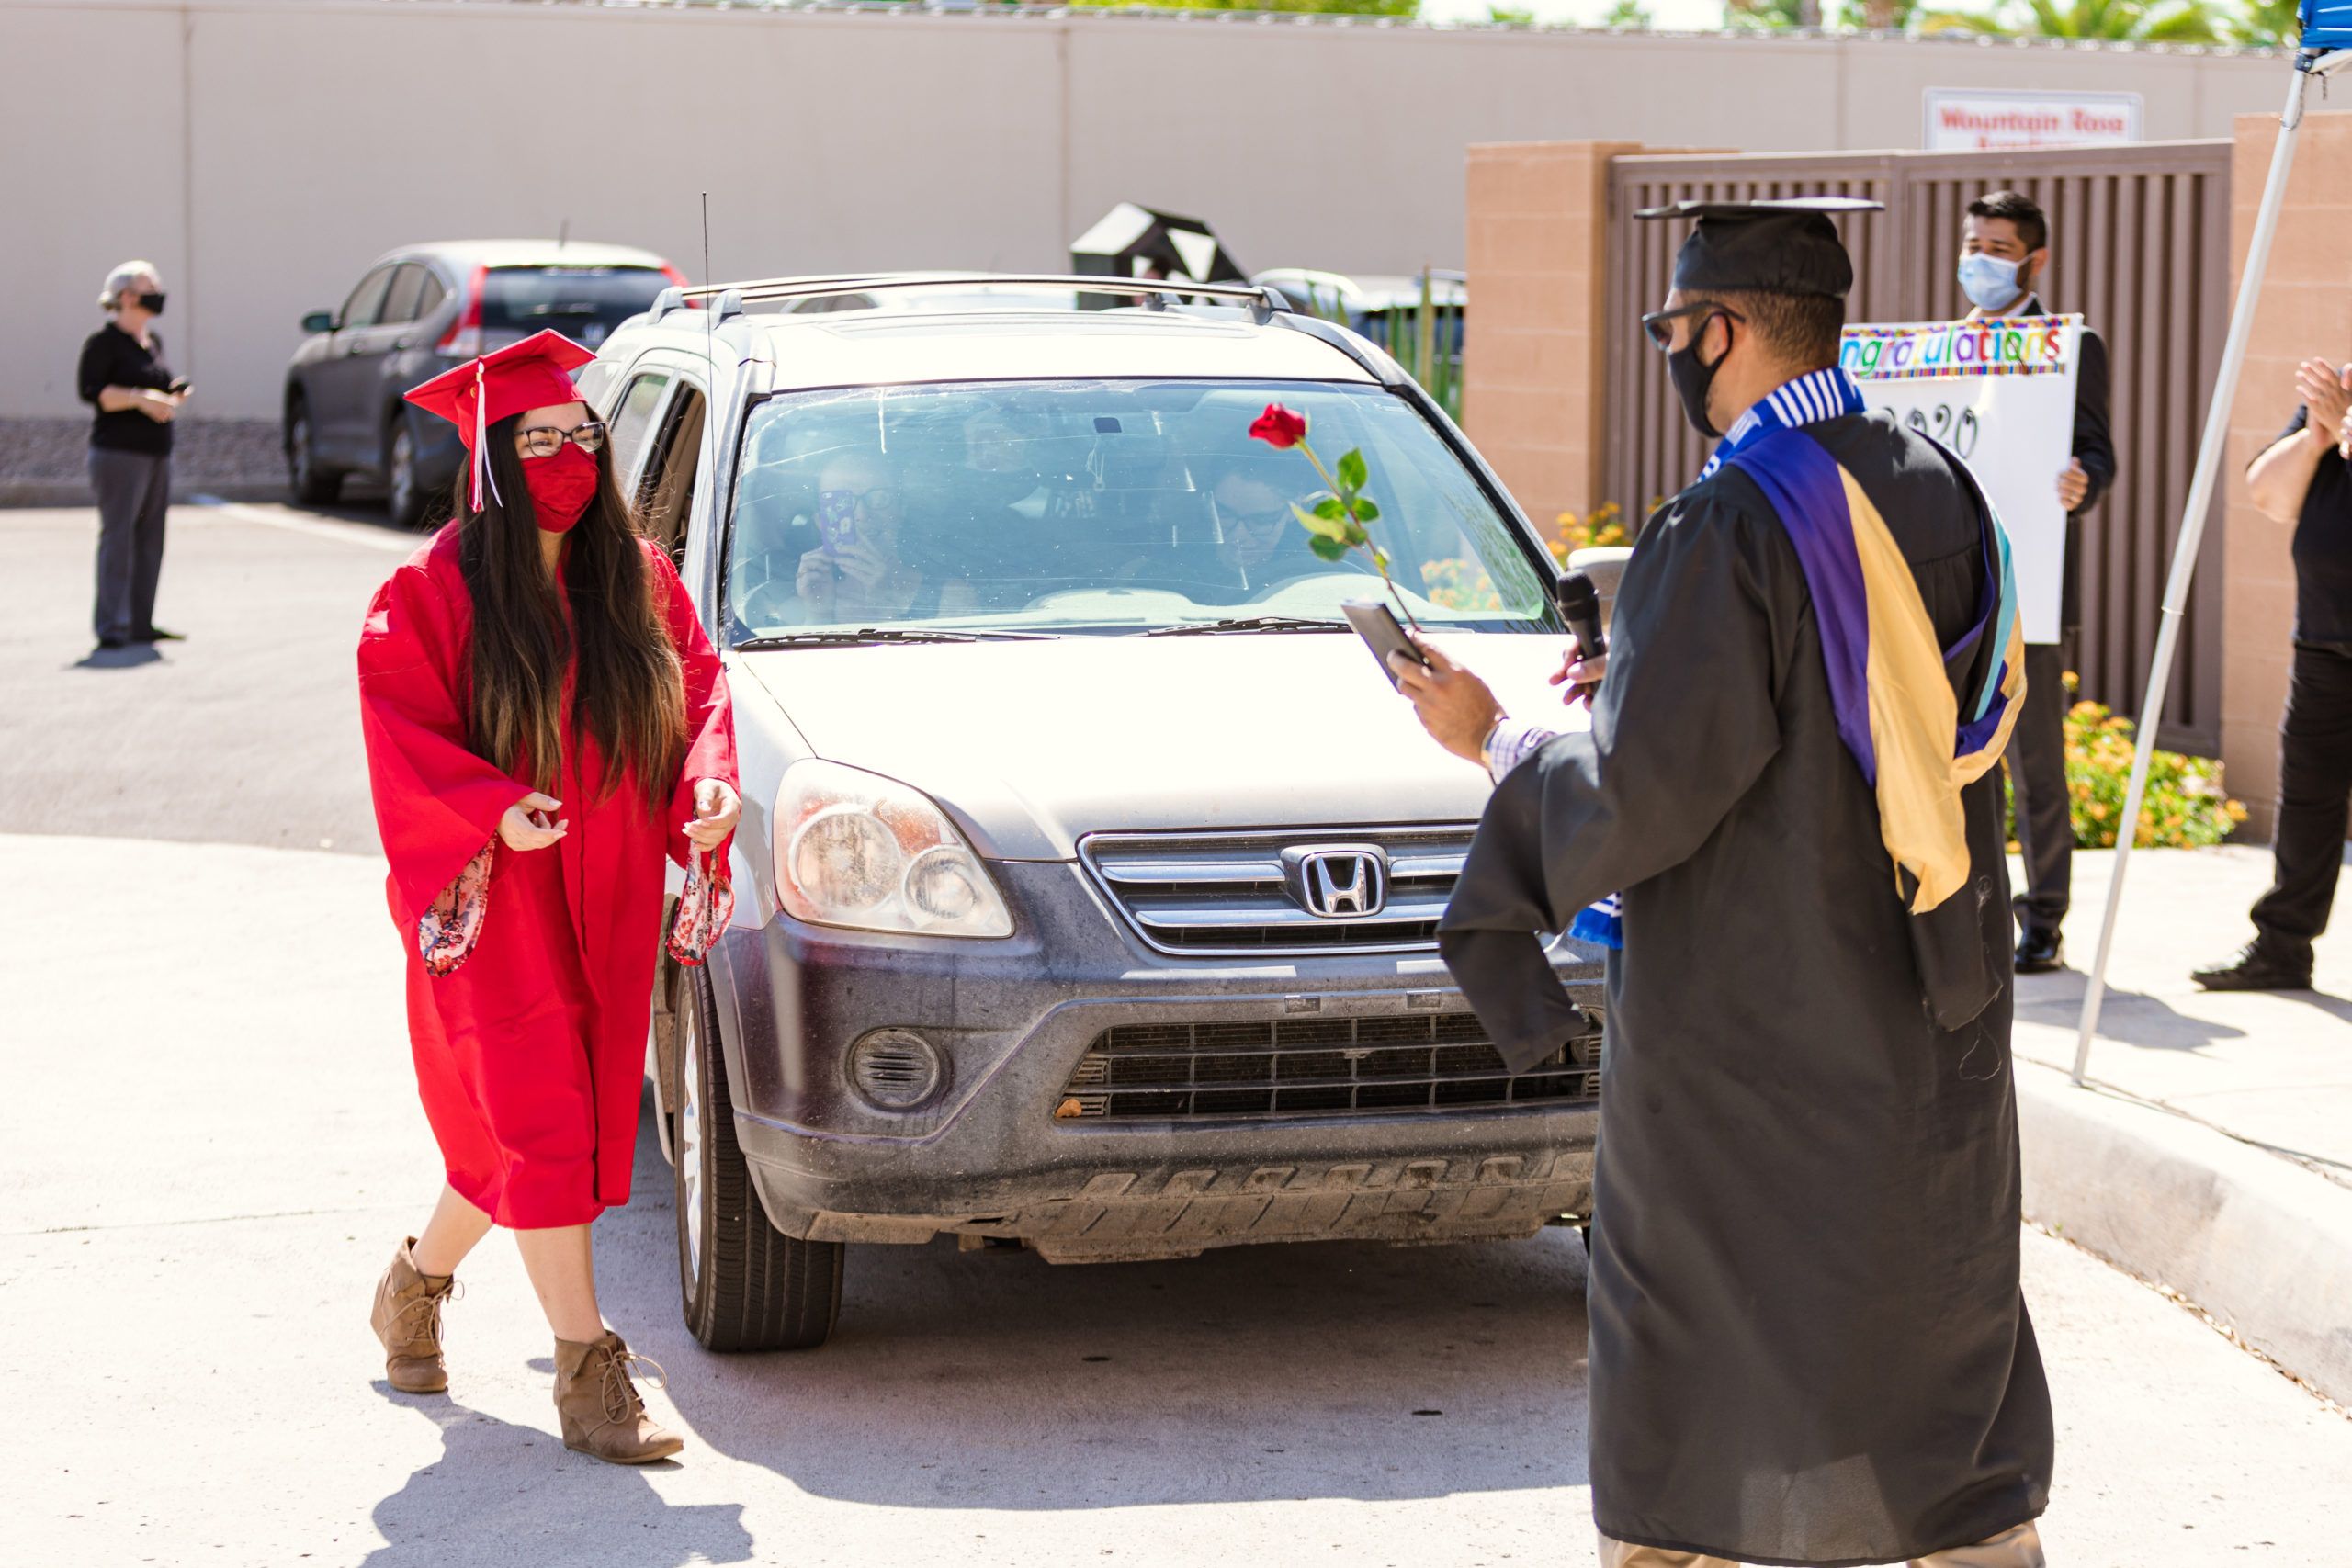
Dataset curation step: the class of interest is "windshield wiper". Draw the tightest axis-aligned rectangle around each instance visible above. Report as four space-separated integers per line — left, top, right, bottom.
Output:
1138 615 1354 638
734 627 1048 649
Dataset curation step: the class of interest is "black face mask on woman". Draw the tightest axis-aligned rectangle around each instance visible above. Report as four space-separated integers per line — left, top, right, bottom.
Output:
1668 310 1732 440
134 291 166 316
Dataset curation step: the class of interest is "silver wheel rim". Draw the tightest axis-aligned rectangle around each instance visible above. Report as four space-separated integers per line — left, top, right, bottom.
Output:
390 428 413 517
678 982 706 1286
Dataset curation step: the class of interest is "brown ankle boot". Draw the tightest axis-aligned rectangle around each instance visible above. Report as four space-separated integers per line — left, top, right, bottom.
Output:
552 1331 684 1464
369 1236 456 1394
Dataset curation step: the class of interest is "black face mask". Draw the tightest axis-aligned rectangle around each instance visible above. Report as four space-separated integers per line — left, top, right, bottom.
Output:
1667 310 1731 440
134 291 166 316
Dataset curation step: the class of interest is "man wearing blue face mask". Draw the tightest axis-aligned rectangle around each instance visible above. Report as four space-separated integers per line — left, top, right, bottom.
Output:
1961 190 2115 976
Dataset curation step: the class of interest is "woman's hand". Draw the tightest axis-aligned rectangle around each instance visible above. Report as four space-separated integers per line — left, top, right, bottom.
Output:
797 547 837 606
2296 358 2349 448
1548 635 1608 712
830 536 896 596
140 389 180 424
684 779 741 851
498 791 566 852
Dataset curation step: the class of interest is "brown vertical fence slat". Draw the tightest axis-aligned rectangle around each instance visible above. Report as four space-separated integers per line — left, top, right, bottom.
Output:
1602 142 2231 755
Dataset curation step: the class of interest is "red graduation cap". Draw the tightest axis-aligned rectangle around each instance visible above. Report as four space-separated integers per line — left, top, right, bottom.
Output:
404 328 597 513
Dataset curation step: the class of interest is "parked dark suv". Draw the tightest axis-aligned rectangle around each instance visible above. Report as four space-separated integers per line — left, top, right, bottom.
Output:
282 241 681 525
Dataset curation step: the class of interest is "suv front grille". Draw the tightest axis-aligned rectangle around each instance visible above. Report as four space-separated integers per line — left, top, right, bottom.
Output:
1080 825 1476 956
1052 1010 1602 1122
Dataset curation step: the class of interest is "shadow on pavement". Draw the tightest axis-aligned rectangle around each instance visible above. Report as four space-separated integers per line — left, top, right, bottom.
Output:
364 1389 752 1568
70 642 163 671
582 1100 1594 1511
2014 968 2246 1052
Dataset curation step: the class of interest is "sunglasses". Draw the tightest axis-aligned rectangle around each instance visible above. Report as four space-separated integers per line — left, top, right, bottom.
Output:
514 422 608 459
1640 301 1746 353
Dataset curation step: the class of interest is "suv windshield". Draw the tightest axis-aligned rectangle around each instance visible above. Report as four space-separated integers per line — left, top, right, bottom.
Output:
481 266 669 347
726 378 1559 640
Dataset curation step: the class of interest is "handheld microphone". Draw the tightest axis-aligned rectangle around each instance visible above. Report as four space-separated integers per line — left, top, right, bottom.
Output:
1556 570 1608 664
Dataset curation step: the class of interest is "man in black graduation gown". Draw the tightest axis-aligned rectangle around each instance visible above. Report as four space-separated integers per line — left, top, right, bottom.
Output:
1393 200 2053 1567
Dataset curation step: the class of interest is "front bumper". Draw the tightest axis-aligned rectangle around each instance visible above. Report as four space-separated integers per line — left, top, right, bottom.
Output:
707 860 1604 1260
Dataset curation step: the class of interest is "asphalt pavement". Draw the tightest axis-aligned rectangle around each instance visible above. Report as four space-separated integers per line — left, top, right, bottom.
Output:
4 502 2350 1567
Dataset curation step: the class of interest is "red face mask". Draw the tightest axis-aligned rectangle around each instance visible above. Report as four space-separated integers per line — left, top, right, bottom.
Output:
521 444 600 534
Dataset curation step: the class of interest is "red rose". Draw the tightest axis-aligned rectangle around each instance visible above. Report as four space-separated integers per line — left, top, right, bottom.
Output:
1249 403 1308 450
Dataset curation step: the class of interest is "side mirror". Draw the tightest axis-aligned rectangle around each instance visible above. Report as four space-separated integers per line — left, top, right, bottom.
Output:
300 310 335 334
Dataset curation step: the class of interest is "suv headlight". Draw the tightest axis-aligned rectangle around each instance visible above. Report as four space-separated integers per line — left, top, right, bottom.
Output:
775 759 1013 938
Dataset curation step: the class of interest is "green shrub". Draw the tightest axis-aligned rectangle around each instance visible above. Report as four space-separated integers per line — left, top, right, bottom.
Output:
2003 671 2248 850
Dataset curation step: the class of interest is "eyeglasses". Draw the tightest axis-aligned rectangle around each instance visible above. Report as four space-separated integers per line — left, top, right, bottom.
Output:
514 422 608 459
1640 301 1745 352
817 486 905 525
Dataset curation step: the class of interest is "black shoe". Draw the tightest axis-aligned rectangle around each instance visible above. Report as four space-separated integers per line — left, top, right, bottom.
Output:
2190 941 2312 992
133 626 186 642
96 636 129 650
2015 927 2065 974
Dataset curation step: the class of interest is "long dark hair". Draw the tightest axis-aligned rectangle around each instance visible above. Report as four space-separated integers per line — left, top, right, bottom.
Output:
456 414 685 812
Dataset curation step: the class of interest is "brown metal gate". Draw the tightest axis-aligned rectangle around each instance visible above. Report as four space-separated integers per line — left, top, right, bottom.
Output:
1602 143 2233 754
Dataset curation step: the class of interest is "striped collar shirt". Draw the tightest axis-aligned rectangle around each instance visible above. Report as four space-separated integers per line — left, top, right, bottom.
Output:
1700 365 1868 481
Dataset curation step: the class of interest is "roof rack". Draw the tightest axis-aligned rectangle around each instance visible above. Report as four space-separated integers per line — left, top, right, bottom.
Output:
661 272 1294 322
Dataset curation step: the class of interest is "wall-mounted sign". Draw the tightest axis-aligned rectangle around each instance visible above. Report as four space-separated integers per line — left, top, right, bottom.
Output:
1924 88 2143 152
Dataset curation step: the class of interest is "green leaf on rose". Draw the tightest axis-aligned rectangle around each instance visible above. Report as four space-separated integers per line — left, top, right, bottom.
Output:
1291 502 1350 541
1336 448 1368 493
1351 498 1379 522
1308 535 1350 562
1312 495 1348 521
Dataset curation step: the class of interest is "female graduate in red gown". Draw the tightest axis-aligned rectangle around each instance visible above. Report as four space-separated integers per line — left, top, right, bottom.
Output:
357 331 741 1464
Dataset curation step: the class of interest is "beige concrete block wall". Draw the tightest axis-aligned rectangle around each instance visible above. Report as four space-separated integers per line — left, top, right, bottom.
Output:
2222 111 2352 840
1461 141 1633 532
0 0 2300 420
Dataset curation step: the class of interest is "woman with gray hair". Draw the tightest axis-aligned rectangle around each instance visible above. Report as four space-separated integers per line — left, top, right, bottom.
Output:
77 259 187 649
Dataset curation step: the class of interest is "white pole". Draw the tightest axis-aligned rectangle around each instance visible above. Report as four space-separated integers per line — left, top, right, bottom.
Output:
2070 59 2335 1086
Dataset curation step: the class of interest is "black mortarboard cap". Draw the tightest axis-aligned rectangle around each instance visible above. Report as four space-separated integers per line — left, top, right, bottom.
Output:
1633 196 1883 300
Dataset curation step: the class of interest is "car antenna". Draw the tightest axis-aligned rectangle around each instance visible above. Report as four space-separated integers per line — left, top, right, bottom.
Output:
557 217 570 250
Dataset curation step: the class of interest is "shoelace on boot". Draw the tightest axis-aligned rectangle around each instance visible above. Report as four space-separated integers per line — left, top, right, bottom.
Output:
598 1347 669 1427
385 1278 462 1350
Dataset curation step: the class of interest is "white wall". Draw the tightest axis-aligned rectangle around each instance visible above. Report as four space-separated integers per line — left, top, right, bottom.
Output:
0 0 2294 418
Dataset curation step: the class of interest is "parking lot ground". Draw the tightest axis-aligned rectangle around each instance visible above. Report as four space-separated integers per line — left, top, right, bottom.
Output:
6 502 2350 1566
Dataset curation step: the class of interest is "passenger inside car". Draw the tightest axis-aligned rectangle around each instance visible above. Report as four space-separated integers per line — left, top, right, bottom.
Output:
1113 457 1329 603
755 450 975 626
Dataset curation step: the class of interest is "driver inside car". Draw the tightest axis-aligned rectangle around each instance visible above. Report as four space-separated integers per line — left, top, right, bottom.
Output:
1196 462 1329 601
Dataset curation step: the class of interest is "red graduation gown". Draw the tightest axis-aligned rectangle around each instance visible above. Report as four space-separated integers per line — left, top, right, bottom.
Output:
357 525 737 1229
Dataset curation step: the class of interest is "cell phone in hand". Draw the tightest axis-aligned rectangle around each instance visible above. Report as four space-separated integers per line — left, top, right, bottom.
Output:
166 378 191 396
1341 598 1428 691
815 492 860 556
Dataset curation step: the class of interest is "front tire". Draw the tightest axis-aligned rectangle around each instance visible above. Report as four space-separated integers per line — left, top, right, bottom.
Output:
287 401 340 505
672 966 843 1351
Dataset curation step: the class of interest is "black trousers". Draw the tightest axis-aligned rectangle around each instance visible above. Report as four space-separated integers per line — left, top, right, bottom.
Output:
2249 641 2352 964
87 446 170 643
2007 641 2072 934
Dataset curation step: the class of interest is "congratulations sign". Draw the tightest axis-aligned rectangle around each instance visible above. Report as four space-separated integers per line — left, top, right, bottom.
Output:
1840 316 2083 644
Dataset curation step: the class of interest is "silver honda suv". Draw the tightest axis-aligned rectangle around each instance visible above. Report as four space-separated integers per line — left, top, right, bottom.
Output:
581 275 1605 1350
